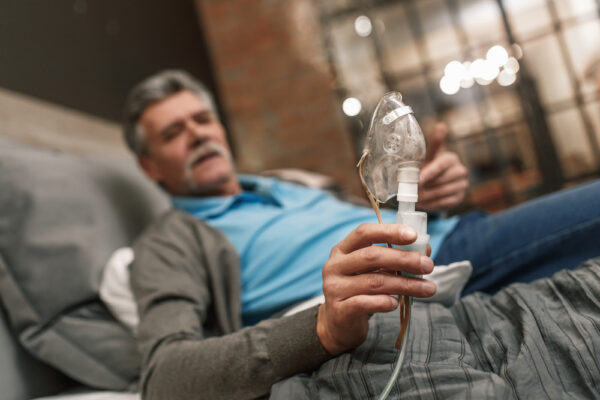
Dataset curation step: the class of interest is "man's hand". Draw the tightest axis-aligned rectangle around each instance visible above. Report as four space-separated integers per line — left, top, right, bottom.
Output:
317 223 437 355
417 123 469 211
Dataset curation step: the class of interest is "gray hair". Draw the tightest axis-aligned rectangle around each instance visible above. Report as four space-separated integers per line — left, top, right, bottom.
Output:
122 70 217 156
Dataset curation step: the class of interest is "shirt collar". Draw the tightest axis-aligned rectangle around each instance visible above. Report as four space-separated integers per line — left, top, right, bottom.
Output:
171 175 282 218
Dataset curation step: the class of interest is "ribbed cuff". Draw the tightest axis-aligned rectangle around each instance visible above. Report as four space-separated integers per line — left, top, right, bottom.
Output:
266 305 334 379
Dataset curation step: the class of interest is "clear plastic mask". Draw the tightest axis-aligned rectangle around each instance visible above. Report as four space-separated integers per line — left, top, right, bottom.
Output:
361 92 426 203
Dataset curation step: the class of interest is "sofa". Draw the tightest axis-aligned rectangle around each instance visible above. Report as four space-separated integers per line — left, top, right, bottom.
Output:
0 138 169 399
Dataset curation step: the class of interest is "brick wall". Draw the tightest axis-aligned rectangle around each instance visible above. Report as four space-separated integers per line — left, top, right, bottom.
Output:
195 0 362 194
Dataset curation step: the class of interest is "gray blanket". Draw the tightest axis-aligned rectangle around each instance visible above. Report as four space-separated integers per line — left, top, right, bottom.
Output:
271 258 600 399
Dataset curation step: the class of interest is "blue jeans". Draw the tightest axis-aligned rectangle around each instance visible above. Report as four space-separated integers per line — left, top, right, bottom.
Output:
435 180 600 295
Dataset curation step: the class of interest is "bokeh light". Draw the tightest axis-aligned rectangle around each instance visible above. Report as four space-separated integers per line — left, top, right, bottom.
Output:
342 97 362 116
460 76 475 88
475 76 493 86
439 43 522 94
504 57 520 74
497 69 517 86
486 45 509 68
481 60 500 81
440 76 460 95
354 16 372 37
469 59 486 79
444 60 468 81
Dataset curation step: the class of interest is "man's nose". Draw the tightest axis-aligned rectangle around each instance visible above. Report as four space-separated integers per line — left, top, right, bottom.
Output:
186 120 210 146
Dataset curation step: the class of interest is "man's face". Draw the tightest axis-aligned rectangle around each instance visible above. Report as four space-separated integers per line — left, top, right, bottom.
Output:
138 90 239 197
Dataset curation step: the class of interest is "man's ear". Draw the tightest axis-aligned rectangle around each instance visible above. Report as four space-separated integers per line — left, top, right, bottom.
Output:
138 156 163 183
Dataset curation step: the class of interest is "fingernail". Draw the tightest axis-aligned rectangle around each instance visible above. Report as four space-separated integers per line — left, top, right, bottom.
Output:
420 256 434 273
390 296 399 309
400 227 416 241
422 281 437 296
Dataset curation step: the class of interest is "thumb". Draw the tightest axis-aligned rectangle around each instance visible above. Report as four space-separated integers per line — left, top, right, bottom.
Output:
424 123 447 163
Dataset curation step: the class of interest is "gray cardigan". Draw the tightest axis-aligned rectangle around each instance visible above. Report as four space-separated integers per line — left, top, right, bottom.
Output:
130 210 333 400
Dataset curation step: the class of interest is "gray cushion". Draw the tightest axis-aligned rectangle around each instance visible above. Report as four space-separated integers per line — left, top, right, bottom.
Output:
0 139 169 390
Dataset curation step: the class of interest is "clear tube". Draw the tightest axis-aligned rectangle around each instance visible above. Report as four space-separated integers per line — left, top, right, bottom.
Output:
377 317 411 400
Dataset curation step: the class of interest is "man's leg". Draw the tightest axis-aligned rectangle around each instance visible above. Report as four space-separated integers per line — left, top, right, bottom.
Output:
435 180 600 294
271 257 600 399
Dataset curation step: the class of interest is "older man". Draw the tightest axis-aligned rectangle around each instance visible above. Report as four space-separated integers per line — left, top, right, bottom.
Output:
123 70 600 399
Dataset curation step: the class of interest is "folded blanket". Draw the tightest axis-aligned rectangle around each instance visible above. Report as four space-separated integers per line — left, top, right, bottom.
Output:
271 257 600 399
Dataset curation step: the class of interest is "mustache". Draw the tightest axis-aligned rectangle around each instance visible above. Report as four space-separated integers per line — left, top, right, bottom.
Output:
185 142 231 170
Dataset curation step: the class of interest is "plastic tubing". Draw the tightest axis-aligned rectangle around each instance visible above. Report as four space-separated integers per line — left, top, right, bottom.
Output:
377 308 411 400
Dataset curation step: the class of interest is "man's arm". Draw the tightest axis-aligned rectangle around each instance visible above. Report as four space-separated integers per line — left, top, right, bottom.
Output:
130 211 332 400
131 212 437 398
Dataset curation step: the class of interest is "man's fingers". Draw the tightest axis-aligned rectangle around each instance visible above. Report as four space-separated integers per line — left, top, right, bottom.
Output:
418 178 469 203
420 152 458 184
328 246 434 275
418 192 465 210
338 294 400 316
422 162 468 188
333 223 417 255
424 123 447 163
329 273 437 300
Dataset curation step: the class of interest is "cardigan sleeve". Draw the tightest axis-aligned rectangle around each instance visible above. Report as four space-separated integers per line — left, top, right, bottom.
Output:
130 211 333 400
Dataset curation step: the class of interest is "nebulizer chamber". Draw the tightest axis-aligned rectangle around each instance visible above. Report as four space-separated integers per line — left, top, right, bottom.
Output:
360 92 429 399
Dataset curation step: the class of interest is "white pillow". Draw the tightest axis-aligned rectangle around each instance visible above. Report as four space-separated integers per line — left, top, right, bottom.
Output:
99 247 138 334
419 260 473 307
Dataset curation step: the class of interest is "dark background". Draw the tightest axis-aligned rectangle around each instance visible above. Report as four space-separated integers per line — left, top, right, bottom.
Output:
0 0 219 122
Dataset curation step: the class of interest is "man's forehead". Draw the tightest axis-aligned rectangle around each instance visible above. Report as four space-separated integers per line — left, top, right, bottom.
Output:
140 90 210 131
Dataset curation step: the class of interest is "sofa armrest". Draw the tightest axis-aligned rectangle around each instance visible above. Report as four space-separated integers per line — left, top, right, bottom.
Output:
0 305 75 400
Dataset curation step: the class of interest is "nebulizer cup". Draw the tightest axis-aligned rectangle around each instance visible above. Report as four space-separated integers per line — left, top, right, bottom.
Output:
358 92 429 400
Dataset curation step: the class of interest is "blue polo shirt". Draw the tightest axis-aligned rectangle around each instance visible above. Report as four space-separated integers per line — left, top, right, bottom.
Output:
173 175 457 325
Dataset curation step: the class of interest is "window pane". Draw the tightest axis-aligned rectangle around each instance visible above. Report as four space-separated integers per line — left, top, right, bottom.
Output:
483 90 524 128
416 0 461 62
495 126 541 197
554 0 598 22
457 0 506 47
375 5 422 75
507 122 539 172
502 0 552 40
461 136 500 183
547 107 596 177
522 35 574 106
328 17 386 106
319 0 354 17
395 74 435 119
445 103 484 138
562 20 600 98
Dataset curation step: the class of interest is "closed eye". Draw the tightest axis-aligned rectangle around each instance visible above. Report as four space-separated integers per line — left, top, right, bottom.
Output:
161 121 185 142
192 111 213 124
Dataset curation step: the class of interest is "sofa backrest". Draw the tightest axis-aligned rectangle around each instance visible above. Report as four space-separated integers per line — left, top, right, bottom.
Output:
0 305 75 399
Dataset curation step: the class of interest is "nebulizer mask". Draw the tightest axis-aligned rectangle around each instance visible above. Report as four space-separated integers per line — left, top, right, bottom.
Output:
357 92 429 400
